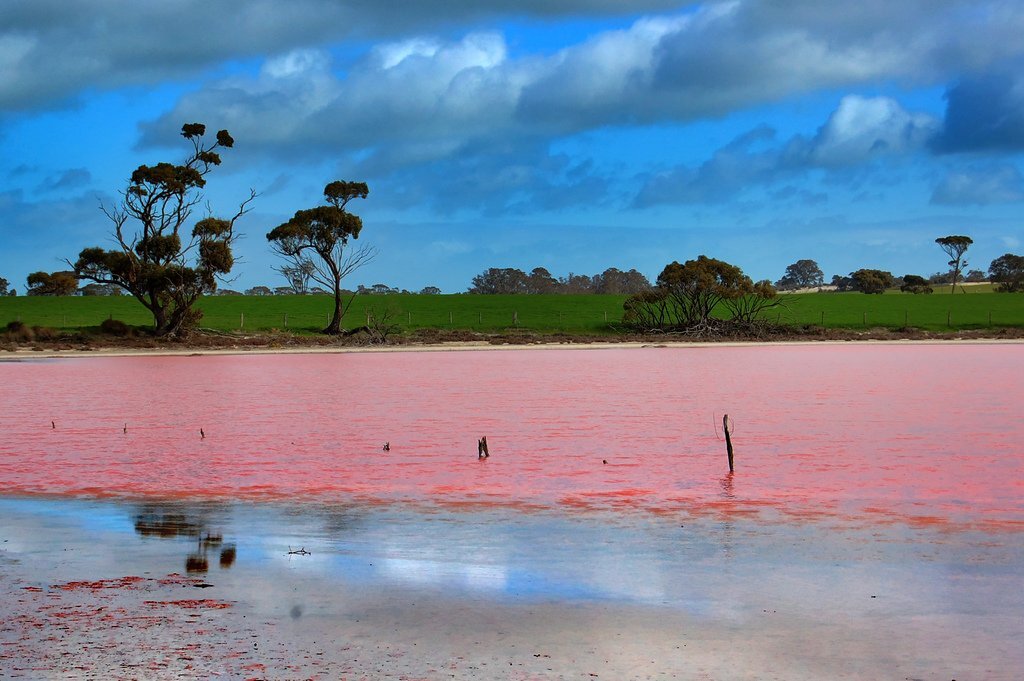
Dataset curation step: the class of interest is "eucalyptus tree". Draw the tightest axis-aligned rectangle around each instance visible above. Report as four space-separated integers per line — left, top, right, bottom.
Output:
266 181 374 334
935 235 973 293
73 123 254 336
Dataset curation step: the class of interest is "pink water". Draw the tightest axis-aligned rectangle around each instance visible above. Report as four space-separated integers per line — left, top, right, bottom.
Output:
2 345 1022 530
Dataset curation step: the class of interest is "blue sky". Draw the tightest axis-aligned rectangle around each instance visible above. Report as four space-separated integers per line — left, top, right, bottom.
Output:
1 0 1023 293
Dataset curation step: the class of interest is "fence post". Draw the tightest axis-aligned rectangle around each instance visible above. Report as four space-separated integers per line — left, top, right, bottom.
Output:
513 310 519 326
989 310 992 327
240 312 244 329
604 311 608 323
947 310 951 327
820 310 824 326
283 313 288 328
904 310 908 327
862 311 867 327
449 311 453 325
478 312 482 325
408 311 412 325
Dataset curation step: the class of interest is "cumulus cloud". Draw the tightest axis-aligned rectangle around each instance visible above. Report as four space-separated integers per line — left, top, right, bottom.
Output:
0 0 683 111
930 164 1024 205
635 96 938 206
134 1 1024 173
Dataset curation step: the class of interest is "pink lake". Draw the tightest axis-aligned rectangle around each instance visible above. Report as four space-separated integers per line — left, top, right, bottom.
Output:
3 344 1022 531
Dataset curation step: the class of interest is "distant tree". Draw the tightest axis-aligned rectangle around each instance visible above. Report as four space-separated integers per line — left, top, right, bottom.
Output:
830 274 853 292
277 260 315 294
246 286 272 296
593 267 652 294
267 180 374 334
468 268 529 294
419 286 441 295
849 269 896 294
935 235 973 293
928 270 954 285
26 270 78 296
218 289 242 296
623 255 779 331
558 272 595 294
0 276 10 296
273 286 293 296
527 267 558 294
776 259 824 290
370 283 397 294
73 123 253 336
964 269 986 283
988 253 1024 292
900 274 933 294
80 283 120 296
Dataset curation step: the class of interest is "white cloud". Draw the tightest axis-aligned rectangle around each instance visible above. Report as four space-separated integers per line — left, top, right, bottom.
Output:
802 95 940 167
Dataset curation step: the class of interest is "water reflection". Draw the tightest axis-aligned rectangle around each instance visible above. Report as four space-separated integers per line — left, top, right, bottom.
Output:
134 504 236 573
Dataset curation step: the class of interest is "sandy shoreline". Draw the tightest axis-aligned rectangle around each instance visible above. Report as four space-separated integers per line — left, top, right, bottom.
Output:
4 336 1024 360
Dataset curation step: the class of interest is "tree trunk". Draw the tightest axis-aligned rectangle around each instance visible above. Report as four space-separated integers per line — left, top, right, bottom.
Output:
324 283 343 334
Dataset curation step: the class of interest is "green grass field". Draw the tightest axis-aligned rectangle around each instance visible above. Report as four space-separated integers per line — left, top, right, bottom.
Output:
1 288 1021 335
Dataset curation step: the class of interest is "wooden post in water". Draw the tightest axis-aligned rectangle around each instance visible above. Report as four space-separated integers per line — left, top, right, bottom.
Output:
478 436 489 459
723 414 734 473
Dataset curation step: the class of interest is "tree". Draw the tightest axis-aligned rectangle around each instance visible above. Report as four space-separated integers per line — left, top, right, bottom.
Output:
0 276 10 296
73 123 254 336
623 255 779 331
267 180 374 334
593 267 652 294
558 272 595 294
900 274 933 294
849 269 895 294
776 259 824 290
26 270 78 296
245 286 272 296
527 267 558 294
277 260 315 294
80 283 121 296
964 269 987 283
935 235 973 293
988 253 1024 292
419 286 441 295
468 268 529 294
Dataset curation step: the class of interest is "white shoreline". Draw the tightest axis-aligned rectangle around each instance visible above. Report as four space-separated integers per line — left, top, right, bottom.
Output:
3 337 1023 360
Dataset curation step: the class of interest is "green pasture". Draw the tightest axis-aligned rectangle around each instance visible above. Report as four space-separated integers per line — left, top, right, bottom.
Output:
1 289 1021 335
777 290 1023 330
0 293 630 335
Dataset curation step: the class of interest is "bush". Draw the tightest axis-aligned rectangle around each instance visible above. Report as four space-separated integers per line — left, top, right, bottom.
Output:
4 321 34 342
900 274 933 294
31 326 60 341
100 318 133 337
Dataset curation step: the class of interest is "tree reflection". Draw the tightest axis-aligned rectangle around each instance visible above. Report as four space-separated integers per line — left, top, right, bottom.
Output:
134 504 236 573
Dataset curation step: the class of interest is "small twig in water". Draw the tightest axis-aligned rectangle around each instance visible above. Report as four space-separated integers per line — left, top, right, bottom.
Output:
287 547 311 556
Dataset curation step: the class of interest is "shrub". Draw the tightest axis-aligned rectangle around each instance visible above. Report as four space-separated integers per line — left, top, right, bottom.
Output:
100 318 133 337
4 321 35 342
31 326 60 341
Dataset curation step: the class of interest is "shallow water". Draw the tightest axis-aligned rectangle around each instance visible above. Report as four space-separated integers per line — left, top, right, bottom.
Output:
2 345 1023 679
2 345 1022 527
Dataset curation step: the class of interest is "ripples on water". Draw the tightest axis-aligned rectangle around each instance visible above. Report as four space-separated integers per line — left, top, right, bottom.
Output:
2 345 1022 529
